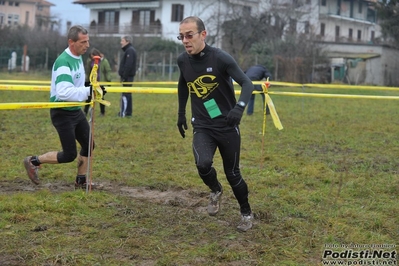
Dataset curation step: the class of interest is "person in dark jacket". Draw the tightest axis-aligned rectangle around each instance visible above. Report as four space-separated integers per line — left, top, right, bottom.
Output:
118 35 137 117
245 65 272 115
176 16 255 232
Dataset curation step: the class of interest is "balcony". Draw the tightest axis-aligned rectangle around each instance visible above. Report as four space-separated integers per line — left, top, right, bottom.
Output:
88 23 162 37
319 5 377 25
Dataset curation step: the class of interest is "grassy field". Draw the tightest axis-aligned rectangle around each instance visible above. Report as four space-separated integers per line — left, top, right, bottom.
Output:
0 71 398 265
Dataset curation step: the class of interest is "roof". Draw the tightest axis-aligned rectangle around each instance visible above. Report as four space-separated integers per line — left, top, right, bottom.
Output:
39 0 55 7
17 0 54 5
73 0 156 3
326 52 380 59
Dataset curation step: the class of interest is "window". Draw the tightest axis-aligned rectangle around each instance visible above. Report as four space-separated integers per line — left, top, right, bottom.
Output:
371 30 375 42
7 14 19 25
320 23 325 36
274 16 281 27
9 1 14 6
243 6 251 16
357 30 361 41
171 4 184 22
358 1 362 14
289 18 296 33
133 10 154 26
0 13 4 25
335 25 340 41
321 0 326 6
0 1 5 5
348 28 353 40
141 10 151 26
98 11 120 33
304 21 310 34
25 11 29 25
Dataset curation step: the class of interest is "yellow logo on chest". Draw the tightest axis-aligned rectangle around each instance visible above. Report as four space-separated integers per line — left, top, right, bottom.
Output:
187 75 219 99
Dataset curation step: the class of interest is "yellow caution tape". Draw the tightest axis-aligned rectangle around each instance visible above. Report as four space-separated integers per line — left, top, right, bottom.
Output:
2 79 399 91
0 80 50 84
261 80 283 131
0 101 88 110
269 91 399 100
89 59 111 107
0 85 51 91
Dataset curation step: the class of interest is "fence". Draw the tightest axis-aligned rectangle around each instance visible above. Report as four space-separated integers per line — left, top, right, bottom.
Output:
0 47 180 81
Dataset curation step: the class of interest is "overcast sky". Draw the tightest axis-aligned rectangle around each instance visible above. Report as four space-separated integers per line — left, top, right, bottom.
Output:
51 1 90 34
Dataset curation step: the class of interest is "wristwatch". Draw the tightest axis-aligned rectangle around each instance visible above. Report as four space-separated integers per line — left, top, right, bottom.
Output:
237 101 246 107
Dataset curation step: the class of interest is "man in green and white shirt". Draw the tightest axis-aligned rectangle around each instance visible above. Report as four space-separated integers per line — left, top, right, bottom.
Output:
23 25 96 189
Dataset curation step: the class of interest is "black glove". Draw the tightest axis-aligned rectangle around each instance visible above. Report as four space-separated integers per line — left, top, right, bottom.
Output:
177 114 188 138
100 85 107 96
226 105 244 127
85 81 92 102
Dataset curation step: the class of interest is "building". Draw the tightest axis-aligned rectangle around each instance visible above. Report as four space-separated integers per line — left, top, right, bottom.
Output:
0 0 55 30
71 0 397 85
258 0 398 85
73 0 260 47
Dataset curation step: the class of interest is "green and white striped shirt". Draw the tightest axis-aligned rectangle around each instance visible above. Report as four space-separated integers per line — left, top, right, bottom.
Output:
50 48 90 110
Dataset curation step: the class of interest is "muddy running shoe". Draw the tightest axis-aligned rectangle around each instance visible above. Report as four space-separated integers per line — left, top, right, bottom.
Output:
75 176 87 190
74 178 104 190
24 156 40 185
75 182 104 190
237 213 254 232
207 190 223 216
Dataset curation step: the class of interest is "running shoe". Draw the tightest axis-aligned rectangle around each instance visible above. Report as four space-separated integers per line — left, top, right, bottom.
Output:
237 213 254 232
207 189 223 216
23 156 40 185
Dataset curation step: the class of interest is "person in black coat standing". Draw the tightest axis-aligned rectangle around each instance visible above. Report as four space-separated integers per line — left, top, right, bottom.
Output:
118 35 137 117
245 64 272 115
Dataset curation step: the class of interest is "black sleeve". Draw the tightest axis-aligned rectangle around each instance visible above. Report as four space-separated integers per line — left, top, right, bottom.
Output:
264 69 272 80
218 51 254 105
177 55 189 116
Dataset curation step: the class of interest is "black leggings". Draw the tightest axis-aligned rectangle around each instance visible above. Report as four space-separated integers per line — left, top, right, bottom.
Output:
192 127 251 215
50 108 93 163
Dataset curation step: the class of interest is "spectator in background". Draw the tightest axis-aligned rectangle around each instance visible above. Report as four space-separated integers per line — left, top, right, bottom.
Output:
84 48 112 116
118 35 137 117
245 64 272 115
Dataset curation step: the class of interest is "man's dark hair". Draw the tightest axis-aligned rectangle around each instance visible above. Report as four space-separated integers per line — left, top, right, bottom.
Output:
180 16 205 32
68 25 88 41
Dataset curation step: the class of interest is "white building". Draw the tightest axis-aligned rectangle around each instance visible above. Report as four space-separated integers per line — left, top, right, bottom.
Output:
73 0 381 44
73 0 398 85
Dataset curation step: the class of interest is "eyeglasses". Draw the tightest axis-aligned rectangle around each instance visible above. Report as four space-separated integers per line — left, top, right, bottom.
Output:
177 31 201 40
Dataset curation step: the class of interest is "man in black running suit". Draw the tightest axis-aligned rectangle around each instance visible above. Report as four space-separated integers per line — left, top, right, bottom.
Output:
176 16 255 232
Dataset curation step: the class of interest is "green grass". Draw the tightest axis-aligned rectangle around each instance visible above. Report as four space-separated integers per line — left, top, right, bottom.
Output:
0 73 398 265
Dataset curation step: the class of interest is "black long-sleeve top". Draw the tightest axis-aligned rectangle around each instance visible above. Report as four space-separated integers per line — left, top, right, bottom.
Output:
177 44 254 130
118 43 137 81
